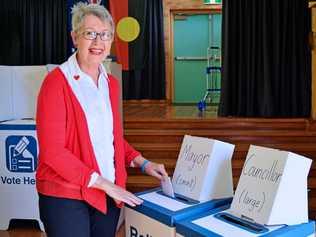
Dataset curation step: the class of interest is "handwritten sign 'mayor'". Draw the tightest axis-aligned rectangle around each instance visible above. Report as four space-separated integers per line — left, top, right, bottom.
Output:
172 135 234 202
230 145 312 225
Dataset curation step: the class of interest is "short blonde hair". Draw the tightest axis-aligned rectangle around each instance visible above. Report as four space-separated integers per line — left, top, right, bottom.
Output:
71 2 114 33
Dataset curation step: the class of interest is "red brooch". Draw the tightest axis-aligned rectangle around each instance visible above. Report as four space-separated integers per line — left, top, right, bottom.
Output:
74 75 80 80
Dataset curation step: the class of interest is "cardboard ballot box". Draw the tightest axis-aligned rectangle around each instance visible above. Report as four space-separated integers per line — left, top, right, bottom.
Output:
230 145 312 226
175 205 315 237
172 135 234 202
125 135 235 237
0 120 43 230
125 188 232 237
175 145 314 237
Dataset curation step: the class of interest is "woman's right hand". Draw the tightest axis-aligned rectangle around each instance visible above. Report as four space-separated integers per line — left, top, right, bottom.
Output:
92 176 143 207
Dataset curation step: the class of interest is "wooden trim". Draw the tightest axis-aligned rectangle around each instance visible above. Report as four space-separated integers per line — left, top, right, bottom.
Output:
172 9 221 14
123 100 167 105
312 48 316 119
310 2 316 8
169 11 174 103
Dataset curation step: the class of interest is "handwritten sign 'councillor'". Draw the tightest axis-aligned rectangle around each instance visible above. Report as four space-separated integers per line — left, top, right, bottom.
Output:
172 135 235 202
229 145 312 226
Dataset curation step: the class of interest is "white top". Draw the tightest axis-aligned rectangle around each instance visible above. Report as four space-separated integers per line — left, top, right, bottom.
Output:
59 53 115 184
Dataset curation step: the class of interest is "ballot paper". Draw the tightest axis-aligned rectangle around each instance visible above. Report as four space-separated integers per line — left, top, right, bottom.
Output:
161 176 175 198
139 191 191 211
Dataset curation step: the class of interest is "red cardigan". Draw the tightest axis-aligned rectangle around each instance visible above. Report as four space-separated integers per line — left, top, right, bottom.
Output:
36 67 140 213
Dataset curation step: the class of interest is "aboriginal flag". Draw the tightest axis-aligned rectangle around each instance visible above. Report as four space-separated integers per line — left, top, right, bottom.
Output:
109 0 166 99
109 0 148 71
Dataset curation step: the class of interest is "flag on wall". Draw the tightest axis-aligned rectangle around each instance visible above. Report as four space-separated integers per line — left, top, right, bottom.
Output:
109 0 145 71
108 0 128 69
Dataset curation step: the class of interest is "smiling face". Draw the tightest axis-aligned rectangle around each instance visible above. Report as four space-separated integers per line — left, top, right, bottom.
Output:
71 14 113 68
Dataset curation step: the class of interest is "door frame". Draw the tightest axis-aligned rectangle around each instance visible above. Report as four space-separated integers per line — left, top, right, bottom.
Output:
169 9 221 103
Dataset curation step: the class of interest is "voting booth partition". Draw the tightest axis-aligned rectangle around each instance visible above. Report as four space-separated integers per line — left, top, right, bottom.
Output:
0 65 47 122
0 120 44 230
125 135 235 237
0 65 48 230
175 145 315 237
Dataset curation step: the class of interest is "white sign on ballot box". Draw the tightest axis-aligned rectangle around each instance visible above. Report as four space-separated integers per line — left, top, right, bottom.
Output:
0 120 44 230
229 145 312 226
172 135 235 202
126 206 176 237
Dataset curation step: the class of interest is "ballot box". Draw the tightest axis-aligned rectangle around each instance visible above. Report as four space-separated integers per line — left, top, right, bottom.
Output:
0 120 44 230
175 205 315 237
175 145 314 237
125 188 232 237
125 135 235 237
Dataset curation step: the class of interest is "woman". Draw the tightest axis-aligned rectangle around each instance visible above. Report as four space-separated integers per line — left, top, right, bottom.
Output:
36 3 168 237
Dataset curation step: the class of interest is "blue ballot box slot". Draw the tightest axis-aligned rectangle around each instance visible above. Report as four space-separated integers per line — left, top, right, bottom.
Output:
125 188 233 237
214 212 269 234
0 124 36 131
128 188 232 227
175 205 316 237
156 190 200 205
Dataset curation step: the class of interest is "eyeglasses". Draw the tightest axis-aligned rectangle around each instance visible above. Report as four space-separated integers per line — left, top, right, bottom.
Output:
81 30 113 41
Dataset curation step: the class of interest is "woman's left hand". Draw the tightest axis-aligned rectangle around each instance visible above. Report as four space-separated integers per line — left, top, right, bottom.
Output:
144 161 168 181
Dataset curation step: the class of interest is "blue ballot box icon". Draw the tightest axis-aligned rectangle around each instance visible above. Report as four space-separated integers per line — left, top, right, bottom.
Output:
5 135 37 173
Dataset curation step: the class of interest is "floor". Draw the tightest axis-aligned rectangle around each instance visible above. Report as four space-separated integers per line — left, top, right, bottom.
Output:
123 103 218 120
0 222 125 237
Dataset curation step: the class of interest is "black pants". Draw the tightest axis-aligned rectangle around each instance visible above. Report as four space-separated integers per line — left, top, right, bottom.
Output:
39 194 120 237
